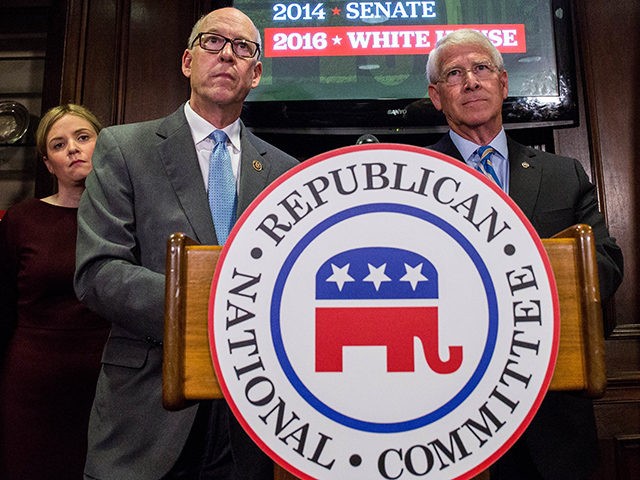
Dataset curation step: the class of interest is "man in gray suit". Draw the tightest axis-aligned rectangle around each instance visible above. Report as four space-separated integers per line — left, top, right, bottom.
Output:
426 29 623 479
75 7 298 480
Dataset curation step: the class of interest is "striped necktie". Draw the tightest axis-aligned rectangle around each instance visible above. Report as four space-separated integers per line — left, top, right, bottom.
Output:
475 145 503 189
208 130 236 245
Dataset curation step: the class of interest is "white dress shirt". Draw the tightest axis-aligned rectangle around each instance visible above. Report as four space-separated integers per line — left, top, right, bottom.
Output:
183 102 242 191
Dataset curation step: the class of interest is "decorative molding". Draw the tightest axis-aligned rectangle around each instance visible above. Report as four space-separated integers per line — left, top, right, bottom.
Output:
595 373 640 406
114 0 130 125
614 434 640 477
609 324 640 340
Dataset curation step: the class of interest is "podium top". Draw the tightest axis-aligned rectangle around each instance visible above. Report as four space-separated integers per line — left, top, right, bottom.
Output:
163 224 605 412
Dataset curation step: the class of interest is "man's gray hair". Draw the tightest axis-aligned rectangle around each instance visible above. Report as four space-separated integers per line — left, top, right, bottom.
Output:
186 10 262 50
426 29 504 84
187 15 207 48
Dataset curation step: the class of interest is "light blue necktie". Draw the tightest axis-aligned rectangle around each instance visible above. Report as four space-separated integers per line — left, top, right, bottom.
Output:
476 145 503 189
208 130 236 245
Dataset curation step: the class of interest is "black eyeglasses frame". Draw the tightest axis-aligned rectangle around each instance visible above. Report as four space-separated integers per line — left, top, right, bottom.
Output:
190 32 261 59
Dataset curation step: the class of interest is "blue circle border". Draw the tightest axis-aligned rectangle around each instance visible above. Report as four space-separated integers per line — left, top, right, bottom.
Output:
270 202 499 433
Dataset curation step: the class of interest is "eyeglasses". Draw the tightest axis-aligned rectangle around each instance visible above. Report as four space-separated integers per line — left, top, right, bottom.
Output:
190 32 261 59
438 62 499 86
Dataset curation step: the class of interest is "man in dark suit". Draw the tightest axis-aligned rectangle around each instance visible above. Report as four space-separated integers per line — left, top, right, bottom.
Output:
74 7 298 480
426 29 623 479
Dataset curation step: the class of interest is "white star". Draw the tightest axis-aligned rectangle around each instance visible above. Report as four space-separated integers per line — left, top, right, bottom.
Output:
363 263 391 291
325 263 354 291
400 263 428 290
332 35 343 45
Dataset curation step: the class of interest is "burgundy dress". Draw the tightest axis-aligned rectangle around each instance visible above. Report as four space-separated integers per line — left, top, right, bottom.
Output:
0 198 110 479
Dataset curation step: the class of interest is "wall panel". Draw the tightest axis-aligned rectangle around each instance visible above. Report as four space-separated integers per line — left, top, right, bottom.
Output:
10 0 640 477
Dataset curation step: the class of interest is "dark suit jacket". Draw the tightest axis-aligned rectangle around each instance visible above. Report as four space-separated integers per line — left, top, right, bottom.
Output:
429 134 623 479
74 106 299 480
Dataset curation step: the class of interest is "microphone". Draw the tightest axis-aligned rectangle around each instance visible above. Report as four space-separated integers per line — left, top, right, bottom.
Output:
355 133 380 145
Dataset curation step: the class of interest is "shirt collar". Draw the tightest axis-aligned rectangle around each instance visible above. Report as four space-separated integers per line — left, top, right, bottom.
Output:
184 102 241 151
449 128 508 162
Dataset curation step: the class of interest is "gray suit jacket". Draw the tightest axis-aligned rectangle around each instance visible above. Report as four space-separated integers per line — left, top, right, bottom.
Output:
75 106 299 480
429 133 623 479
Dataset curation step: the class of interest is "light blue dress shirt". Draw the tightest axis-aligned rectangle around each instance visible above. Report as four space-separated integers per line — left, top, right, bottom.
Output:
449 129 510 193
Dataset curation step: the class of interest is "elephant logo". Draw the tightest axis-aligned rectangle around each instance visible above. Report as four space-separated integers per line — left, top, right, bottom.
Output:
315 247 463 374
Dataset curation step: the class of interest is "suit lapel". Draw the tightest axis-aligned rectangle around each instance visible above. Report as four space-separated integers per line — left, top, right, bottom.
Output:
430 134 542 221
236 124 274 215
156 116 283 245
156 107 217 245
506 138 541 220
428 135 465 162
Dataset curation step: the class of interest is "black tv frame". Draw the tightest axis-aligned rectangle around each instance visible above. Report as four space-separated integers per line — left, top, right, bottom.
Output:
231 0 578 135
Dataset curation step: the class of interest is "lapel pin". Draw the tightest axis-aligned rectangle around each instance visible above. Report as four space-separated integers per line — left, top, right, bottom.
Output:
521 161 530 169
252 160 263 172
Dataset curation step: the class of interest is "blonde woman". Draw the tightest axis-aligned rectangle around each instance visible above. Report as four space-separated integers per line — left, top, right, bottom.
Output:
0 104 110 479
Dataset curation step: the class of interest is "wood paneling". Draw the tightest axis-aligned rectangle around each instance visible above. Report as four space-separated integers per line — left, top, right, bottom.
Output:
12 0 639 477
570 0 639 334
557 1 640 479
120 1 193 123
45 0 202 126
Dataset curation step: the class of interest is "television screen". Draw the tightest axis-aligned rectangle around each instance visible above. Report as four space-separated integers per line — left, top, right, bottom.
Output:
230 0 577 134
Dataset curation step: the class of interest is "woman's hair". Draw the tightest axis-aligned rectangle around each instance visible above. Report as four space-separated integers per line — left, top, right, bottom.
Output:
35 104 103 158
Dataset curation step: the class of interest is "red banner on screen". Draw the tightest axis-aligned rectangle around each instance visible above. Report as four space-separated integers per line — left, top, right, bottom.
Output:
264 24 526 58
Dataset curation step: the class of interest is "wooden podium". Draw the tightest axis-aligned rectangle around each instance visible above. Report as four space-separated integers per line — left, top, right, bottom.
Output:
163 224 606 479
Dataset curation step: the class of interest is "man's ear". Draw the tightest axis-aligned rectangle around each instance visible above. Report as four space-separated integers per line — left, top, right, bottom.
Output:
500 70 509 100
251 61 263 89
428 84 442 111
181 50 192 78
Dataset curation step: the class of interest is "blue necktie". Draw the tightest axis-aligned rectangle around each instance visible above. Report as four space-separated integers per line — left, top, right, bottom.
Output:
208 130 236 245
476 145 503 189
